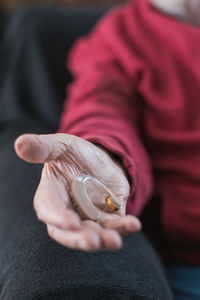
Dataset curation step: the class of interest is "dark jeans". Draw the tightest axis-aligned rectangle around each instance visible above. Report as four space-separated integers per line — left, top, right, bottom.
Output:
0 7 173 299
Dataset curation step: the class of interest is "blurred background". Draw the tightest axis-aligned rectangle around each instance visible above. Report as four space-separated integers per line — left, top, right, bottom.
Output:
0 0 129 129
0 0 126 12
0 0 128 132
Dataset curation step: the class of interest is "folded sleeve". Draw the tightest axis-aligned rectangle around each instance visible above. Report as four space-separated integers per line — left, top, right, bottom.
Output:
58 4 154 216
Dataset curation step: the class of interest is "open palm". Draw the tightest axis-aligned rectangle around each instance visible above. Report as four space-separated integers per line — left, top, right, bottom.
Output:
14 133 141 251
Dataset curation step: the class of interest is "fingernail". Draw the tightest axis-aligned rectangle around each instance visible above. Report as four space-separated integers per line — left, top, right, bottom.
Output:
17 141 28 157
78 240 88 249
115 235 122 248
91 235 100 248
132 218 142 230
111 232 122 248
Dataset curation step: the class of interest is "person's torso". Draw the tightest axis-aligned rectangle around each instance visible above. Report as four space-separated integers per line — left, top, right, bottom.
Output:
129 0 200 264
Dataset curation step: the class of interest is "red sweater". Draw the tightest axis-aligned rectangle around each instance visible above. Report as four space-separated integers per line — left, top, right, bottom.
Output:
59 0 200 265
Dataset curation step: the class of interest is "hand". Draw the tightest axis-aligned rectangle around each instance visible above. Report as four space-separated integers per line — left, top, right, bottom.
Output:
14 133 141 251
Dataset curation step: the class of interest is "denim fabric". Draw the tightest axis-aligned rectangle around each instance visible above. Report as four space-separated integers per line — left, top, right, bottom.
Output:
166 265 200 300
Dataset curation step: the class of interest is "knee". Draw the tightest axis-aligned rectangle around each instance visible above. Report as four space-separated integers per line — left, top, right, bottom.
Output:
0 226 173 300
0 223 135 300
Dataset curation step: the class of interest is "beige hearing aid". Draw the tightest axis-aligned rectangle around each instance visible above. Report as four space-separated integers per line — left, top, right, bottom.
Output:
71 175 120 222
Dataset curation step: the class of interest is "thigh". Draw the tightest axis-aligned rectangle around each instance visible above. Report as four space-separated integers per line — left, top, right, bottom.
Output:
0 130 173 300
0 127 45 274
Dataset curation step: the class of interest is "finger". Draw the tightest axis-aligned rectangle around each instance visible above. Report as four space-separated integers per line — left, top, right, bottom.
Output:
47 224 101 251
34 174 81 230
100 215 142 236
82 220 103 232
100 229 123 250
14 133 71 164
82 220 122 250
36 202 81 231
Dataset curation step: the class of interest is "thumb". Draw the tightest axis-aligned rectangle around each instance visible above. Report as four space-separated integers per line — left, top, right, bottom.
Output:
14 133 68 164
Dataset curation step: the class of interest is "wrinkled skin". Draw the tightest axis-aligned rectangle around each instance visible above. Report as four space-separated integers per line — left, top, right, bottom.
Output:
14 0 200 253
15 133 141 251
150 0 200 26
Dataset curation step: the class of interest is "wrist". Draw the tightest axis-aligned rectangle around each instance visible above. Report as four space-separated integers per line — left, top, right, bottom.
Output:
94 144 131 186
